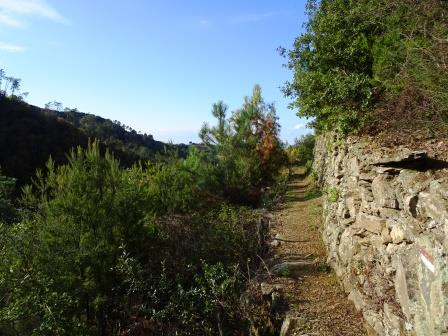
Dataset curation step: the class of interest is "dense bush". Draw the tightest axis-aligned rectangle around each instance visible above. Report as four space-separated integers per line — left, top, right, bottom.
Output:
1 145 151 335
282 0 448 134
0 171 17 224
0 86 286 335
0 144 267 335
287 134 315 167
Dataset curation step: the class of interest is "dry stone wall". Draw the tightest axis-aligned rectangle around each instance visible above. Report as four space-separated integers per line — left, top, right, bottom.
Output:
313 133 448 336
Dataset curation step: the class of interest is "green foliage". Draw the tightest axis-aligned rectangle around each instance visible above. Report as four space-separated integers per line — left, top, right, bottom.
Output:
0 131 279 334
304 159 313 175
144 158 201 216
304 188 322 201
0 85 287 335
0 93 189 186
200 85 287 205
324 187 339 203
1 143 151 334
283 0 448 134
0 171 17 223
289 134 315 167
273 265 291 277
261 172 289 209
147 263 246 336
318 262 331 273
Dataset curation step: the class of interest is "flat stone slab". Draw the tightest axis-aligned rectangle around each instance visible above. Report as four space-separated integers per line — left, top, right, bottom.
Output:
271 260 318 277
372 150 428 166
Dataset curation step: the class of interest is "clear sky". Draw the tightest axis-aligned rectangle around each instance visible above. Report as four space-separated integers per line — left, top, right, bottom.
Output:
0 0 311 143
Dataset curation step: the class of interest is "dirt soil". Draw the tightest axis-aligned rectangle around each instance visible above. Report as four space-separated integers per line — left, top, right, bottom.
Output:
268 167 367 336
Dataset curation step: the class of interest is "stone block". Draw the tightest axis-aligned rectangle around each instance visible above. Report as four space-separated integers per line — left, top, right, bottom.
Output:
429 180 448 199
419 192 448 225
383 303 406 336
354 213 386 234
359 173 374 182
372 150 428 166
363 309 385 335
398 169 429 194
388 219 414 244
381 227 392 244
346 196 359 218
372 175 399 209
392 256 412 320
348 289 367 311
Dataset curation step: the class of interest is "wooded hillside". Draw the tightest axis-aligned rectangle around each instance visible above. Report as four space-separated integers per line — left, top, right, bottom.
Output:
0 95 188 184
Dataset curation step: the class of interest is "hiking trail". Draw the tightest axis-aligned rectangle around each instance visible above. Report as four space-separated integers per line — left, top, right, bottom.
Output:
268 167 367 335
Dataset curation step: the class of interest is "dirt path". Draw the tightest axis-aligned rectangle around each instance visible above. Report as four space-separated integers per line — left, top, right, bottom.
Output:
268 167 367 335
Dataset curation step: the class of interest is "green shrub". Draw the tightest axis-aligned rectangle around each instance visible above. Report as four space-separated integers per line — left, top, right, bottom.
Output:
305 160 313 175
304 188 322 201
274 265 291 277
0 87 287 335
261 172 289 209
0 141 275 335
282 0 448 134
1 143 153 334
289 134 315 166
318 262 331 273
324 187 339 203
0 171 17 224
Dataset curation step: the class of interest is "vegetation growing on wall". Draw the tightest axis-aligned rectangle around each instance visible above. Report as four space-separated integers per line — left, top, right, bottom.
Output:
281 0 448 135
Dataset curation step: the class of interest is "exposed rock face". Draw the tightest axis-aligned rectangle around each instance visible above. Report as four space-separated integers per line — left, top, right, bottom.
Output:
313 133 448 336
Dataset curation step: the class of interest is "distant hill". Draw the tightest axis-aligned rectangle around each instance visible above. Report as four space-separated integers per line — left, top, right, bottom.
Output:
0 95 189 184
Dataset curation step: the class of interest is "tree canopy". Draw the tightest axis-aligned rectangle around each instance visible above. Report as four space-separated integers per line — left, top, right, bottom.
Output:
282 0 448 135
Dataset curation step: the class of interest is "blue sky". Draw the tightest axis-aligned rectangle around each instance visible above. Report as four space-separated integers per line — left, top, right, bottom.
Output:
0 0 311 143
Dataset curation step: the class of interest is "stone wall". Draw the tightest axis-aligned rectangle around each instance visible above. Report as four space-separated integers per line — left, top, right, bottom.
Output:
313 133 448 336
